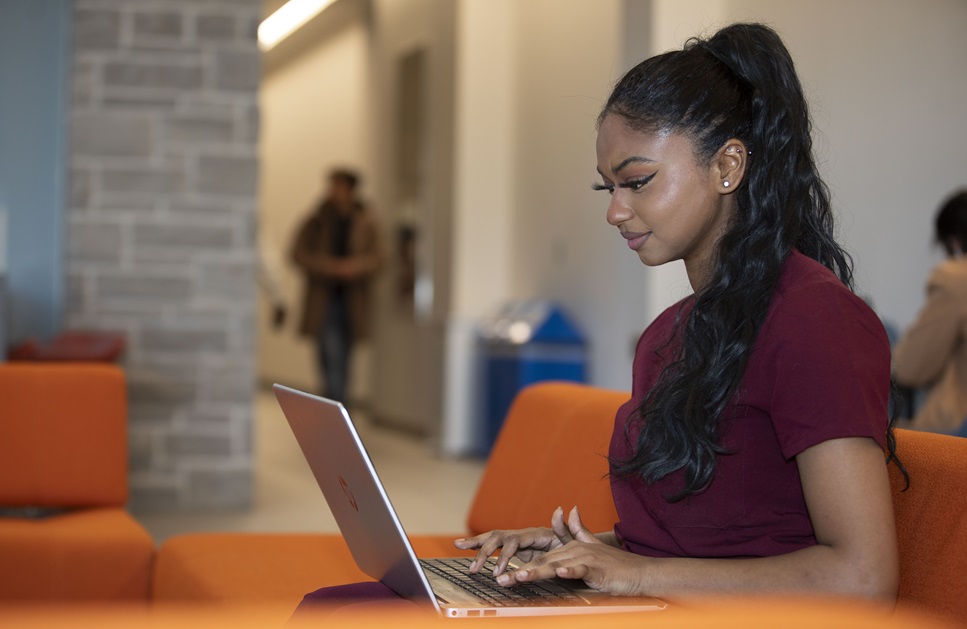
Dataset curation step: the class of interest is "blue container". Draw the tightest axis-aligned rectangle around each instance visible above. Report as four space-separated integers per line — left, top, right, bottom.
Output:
480 301 586 455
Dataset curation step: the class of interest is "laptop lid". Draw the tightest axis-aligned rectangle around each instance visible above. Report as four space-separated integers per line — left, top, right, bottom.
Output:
272 383 440 612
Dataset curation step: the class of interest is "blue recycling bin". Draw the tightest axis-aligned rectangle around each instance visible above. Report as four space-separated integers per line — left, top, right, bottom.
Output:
480 301 587 455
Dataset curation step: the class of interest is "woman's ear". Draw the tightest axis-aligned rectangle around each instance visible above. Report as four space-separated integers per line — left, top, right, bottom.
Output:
714 139 749 194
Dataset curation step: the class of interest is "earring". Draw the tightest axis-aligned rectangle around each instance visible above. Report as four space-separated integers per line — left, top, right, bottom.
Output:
723 181 730 188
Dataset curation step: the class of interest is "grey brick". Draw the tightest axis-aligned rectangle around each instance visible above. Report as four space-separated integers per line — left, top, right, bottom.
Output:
203 366 255 404
128 483 182 513
169 199 237 215
74 9 121 50
166 115 233 143
214 49 260 92
103 166 184 195
167 432 233 457
238 104 259 143
104 60 203 90
66 272 88 312
133 221 235 250
186 467 251 509
134 11 183 40
72 111 153 157
196 14 235 41
70 168 93 208
141 327 229 353
199 259 256 300
128 373 198 405
196 154 258 196
102 92 180 110
68 218 122 262
185 407 234 425
97 272 192 302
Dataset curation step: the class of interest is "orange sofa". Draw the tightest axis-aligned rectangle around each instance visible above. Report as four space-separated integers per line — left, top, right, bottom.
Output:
152 383 967 628
0 363 154 601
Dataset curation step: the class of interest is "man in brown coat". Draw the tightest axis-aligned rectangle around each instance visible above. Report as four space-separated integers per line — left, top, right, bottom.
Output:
291 168 382 403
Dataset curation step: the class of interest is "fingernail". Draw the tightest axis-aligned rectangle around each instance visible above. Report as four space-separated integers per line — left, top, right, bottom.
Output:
496 574 510 586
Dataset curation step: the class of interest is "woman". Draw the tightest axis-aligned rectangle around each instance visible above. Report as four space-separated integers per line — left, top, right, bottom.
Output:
456 23 900 603
893 190 967 435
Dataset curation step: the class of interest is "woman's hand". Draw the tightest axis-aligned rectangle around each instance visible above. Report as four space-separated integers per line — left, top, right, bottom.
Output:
453 506 578 576
493 506 648 596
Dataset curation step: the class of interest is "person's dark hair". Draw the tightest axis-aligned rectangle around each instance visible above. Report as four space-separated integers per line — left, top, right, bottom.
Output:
330 168 360 190
935 190 967 256
602 23 902 499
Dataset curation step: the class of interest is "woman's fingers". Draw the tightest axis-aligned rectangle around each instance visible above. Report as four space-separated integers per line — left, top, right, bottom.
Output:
567 506 599 544
551 506 572 544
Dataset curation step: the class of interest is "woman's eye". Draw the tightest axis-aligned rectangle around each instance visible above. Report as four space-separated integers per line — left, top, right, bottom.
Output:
591 182 614 196
621 174 656 192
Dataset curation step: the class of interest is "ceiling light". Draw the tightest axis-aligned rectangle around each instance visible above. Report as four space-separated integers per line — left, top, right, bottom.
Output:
258 0 336 51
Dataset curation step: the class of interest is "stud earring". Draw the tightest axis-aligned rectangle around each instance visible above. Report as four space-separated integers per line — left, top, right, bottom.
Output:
723 181 730 188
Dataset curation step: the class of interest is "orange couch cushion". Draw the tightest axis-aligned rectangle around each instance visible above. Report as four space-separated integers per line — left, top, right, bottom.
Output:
3 598 962 629
152 533 472 607
0 363 128 507
889 429 967 624
466 382 623 536
0 508 154 601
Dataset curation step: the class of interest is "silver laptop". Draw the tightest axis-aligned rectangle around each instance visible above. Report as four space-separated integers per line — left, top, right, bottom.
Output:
273 384 667 618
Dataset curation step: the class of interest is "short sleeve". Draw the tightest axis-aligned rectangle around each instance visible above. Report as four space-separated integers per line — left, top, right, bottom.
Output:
766 281 891 459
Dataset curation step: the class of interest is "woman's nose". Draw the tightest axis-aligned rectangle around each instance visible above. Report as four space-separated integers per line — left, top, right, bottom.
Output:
606 193 633 226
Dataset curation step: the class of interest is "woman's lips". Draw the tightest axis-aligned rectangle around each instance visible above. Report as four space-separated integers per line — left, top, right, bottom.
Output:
622 231 650 251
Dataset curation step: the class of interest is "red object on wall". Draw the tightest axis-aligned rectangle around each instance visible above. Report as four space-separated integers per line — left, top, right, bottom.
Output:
8 330 126 362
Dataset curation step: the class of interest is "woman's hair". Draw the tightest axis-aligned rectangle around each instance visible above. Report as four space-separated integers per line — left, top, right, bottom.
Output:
935 190 967 256
603 23 900 499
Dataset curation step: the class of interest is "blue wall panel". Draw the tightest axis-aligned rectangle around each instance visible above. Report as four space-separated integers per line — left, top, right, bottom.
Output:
0 0 70 345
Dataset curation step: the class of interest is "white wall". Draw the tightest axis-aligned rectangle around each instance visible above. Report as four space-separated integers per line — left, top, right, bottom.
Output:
508 0 646 392
258 17 371 393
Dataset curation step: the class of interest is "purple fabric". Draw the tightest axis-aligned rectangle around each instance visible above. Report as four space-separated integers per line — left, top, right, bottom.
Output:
610 250 891 560
290 582 421 621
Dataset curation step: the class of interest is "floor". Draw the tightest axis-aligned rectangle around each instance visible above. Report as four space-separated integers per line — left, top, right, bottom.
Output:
138 389 487 544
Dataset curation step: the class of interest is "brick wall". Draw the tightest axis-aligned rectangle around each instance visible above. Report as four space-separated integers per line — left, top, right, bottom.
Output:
67 0 262 510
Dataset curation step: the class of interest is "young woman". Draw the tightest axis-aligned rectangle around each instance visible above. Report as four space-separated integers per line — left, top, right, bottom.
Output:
455 23 900 603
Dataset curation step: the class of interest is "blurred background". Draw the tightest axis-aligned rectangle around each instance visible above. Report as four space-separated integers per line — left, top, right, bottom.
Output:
1 0 965 540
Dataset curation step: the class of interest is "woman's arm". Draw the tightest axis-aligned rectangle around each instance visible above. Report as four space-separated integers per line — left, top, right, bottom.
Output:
496 437 898 604
894 265 963 387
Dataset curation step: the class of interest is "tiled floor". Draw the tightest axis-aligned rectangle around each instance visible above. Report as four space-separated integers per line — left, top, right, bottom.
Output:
138 389 487 544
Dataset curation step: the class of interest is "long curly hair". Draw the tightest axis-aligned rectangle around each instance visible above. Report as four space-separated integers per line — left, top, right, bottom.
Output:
602 23 901 500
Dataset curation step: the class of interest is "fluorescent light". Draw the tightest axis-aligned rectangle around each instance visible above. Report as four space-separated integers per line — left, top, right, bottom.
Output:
258 0 336 51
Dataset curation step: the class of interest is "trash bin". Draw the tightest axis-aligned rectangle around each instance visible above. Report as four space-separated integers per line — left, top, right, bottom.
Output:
479 301 587 455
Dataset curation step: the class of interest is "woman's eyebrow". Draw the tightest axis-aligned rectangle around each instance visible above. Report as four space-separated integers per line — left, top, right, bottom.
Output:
599 156 656 177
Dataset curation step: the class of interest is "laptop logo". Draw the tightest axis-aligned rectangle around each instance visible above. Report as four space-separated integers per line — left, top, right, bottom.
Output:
338 475 358 511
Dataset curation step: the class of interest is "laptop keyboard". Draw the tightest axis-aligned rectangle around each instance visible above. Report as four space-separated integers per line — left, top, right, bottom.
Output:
420 557 585 607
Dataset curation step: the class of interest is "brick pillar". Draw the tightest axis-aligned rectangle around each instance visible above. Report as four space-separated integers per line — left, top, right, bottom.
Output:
67 0 262 510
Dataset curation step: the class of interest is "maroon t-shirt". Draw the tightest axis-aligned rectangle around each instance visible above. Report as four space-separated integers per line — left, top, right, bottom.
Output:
610 251 891 558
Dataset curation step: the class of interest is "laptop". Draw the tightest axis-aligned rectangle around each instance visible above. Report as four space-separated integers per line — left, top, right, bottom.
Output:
273 384 667 618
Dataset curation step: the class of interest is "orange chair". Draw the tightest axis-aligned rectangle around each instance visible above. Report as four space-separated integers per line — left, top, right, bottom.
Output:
0 363 154 601
152 383 622 607
153 384 967 628
889 428 967 625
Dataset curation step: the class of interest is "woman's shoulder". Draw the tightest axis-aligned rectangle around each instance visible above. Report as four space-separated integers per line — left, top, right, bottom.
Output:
767 250 886 342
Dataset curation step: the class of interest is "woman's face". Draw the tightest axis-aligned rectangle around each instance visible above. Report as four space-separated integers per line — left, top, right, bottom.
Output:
595 114 737 290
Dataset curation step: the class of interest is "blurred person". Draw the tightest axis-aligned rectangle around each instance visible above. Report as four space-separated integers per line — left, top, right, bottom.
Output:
291 168 382 404
295 23 902 615
893 190 967 435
